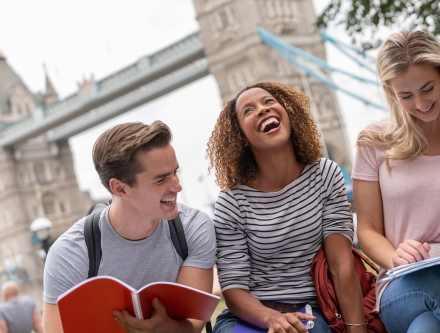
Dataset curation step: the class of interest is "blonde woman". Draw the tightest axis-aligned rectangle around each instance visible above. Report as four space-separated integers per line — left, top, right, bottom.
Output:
208 82 366 333
353 30 440 333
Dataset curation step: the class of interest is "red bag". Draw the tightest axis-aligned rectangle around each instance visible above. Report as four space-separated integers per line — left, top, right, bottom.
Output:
310 246 387 333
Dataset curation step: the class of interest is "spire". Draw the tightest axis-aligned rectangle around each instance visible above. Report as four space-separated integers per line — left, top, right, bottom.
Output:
0 52 35 118
43 64 58 105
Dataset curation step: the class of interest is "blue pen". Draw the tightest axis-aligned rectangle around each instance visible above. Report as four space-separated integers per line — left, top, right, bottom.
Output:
297 304 314 329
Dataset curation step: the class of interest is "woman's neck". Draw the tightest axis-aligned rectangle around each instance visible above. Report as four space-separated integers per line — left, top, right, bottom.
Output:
246 143 305 192
424 120 440 156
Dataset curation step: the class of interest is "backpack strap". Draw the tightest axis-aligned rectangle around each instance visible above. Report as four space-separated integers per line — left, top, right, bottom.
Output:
205 320 213 333
352 247 379 274
84 211 102 279
168 215 188 261
86 201 109 215
84 202 108 279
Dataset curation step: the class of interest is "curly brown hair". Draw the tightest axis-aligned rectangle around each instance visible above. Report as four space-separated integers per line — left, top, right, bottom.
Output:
207 82 323 189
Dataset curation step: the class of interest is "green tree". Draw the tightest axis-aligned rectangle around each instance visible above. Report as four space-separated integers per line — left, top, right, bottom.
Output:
316 0 440 50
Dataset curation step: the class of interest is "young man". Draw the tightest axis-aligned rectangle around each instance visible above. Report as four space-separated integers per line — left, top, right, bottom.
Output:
43 121 216 333
0 281 44 333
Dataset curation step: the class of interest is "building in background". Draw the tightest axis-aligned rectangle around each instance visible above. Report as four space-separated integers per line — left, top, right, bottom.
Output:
0 52 92 305
193 0 352 169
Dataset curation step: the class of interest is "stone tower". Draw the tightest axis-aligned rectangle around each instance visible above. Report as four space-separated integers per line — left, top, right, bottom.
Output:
192 0 352 169
0 53 92 302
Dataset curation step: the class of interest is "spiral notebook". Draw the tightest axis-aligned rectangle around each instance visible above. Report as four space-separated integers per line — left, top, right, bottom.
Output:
379 256 440 282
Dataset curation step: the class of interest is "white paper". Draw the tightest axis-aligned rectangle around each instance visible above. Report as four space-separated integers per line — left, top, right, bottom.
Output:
379 257 440 282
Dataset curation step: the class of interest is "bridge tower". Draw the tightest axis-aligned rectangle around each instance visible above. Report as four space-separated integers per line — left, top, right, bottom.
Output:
192 0 352 169
0 53 92 290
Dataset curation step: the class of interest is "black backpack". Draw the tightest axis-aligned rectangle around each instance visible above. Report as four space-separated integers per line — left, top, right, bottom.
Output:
83 201 212 332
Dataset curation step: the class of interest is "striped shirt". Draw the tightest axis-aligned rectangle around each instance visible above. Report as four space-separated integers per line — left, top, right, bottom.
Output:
214 158 353 306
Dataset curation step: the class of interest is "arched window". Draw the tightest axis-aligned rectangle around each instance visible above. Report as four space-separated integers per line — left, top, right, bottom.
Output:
34 163 47 183
0 211 13 229
42 194 56 215
59 201 67 213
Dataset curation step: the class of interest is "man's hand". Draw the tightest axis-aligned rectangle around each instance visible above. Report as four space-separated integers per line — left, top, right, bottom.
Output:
393 239 431 267
114 297 177 333
113 266 212 333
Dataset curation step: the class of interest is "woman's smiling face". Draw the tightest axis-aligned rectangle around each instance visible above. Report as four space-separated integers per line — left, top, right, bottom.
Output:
235 88 292 151
391 64 440 125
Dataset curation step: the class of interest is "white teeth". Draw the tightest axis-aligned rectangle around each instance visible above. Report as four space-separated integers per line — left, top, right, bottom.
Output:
420 104 433 112
161 197 176 204
259 117 280 132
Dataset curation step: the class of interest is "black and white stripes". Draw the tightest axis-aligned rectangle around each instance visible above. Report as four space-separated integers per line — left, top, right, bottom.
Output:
214 158 353 306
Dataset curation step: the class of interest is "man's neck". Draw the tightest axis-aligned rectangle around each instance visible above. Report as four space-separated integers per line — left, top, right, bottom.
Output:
5 295 18 302
107 201 161 241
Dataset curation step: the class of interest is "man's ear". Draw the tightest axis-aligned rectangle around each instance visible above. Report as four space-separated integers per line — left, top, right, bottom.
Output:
109 178 129 198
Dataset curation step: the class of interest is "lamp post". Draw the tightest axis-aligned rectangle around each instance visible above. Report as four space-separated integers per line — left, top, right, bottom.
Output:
30 217 53 259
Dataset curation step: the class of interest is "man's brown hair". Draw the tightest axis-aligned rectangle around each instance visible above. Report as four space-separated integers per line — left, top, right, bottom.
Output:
93 121 172 193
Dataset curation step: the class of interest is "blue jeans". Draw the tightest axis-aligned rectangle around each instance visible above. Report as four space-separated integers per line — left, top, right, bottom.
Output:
213 308 331 333
380 265 440 333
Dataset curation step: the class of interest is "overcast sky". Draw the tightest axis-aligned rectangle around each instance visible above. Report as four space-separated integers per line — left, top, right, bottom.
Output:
0 0 386 215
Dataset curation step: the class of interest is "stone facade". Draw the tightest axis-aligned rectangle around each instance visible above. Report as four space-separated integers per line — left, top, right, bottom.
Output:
192 0 352 168
0 54 92 307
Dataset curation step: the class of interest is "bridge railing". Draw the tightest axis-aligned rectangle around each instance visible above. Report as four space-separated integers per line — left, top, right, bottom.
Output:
96 32 203 92
46 58 210 142
0 32 205 146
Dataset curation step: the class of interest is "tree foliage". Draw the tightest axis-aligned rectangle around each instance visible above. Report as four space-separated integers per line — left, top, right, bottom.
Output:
316 0 440 50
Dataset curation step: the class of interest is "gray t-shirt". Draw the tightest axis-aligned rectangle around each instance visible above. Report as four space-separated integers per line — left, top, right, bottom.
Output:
0 296 36 333
44 203 216 304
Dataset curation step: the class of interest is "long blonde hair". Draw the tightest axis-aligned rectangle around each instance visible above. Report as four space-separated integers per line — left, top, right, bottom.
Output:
356 30 440 169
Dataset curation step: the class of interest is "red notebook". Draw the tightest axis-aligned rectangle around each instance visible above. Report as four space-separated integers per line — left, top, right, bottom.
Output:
57 276 221 333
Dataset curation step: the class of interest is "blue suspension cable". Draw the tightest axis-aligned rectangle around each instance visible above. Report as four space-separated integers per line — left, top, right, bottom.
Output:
319 30 377 74
258 27 385 110
319 30 376 62
258 27 379 86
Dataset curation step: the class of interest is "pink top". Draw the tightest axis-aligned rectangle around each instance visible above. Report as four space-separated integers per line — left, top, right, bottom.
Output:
352 144 440 310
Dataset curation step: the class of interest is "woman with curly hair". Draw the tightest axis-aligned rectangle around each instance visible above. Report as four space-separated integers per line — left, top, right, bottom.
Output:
352 30 440 333
207 82 366 333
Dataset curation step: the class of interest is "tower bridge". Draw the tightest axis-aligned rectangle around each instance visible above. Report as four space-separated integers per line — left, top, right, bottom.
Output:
0 0 353 304
0 32 207 146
